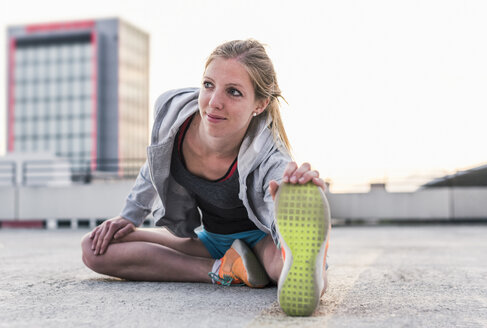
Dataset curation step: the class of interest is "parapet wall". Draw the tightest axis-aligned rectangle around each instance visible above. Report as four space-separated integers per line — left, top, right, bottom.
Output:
1 183 486 225
0 181 135 223
327 187 487 222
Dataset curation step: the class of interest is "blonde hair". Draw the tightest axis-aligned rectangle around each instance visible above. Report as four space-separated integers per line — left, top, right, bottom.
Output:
205 39 292 154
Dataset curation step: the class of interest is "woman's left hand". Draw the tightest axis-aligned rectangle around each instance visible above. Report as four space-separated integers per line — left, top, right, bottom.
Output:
269 162 326 201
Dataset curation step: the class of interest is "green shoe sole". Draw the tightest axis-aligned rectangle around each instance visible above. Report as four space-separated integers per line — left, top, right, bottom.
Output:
275 182 330 316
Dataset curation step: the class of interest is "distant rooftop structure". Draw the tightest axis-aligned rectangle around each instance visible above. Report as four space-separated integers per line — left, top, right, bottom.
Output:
369 183 387 192
421 164 487 188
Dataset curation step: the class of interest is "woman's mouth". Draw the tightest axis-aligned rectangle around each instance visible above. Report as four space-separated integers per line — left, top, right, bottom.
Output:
206 113 226 123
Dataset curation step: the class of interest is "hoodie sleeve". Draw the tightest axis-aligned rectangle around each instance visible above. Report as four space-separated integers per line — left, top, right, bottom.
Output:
260 147 291 244
118 87 200 227
119 160 157 226
117 91 170 226
261 147 291 195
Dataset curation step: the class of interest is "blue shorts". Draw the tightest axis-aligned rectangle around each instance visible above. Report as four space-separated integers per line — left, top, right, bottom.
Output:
196 229 268 259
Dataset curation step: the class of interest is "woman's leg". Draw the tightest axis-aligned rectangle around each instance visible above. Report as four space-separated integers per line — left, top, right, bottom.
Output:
81 229 214 282
252 235 283 284
110 228 212 258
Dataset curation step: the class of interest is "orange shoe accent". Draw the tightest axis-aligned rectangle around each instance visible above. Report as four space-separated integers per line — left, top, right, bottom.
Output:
211 239 270 288
321 238 330 296
218 248 245 285
324 238 329 272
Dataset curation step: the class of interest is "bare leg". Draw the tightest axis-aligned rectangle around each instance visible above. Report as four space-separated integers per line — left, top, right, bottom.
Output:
252 235 283 284
111 228 211 258
81 229 214 282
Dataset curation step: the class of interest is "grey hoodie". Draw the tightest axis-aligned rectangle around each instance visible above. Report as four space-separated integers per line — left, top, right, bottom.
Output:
120 88 291 244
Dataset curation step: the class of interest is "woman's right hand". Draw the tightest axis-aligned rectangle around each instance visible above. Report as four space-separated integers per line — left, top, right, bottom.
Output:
90 216 135 256
269 161 326 201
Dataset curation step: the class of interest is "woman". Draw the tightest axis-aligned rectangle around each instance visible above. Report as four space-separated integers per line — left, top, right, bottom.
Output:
81 39 331 317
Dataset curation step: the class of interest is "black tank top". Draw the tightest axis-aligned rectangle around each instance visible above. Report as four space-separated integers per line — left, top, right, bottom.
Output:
170 114 259 234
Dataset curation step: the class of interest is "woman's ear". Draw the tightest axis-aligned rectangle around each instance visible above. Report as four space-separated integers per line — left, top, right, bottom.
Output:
255 97 270 115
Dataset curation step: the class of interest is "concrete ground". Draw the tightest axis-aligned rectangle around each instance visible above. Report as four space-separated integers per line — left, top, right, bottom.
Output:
0 225 486 328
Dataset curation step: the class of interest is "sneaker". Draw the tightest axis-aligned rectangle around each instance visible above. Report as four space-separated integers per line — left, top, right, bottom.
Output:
209 239 270 288
275 182 331 316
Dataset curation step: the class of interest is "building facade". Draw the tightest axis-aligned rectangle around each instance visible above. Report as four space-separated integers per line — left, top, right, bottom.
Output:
6 18 149 179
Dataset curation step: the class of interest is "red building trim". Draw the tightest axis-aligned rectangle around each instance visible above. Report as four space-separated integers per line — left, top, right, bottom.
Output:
26 20 95 33
90 31 98 171
1 220 45 229
117 24 122 176
7 38 16 152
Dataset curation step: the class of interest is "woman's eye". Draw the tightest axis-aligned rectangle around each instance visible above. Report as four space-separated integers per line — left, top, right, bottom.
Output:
228 88 242 97
203 81 213 88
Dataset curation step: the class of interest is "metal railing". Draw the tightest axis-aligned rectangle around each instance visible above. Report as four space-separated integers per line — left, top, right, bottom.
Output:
0 158 145 186
0 161 16 186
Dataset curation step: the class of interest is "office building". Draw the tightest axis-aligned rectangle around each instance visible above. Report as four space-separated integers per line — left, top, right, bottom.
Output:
6 18 149 178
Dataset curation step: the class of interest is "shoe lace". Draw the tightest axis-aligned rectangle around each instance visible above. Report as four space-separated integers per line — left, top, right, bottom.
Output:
208 272 244 286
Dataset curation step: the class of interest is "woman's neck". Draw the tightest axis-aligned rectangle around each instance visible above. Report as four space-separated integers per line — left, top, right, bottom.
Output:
189 114 244 160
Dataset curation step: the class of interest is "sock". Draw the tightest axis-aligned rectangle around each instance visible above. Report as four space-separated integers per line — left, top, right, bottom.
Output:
210 259 222 284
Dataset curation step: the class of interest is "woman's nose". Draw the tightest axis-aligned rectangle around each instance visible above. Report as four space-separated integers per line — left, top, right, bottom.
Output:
208 90 223 109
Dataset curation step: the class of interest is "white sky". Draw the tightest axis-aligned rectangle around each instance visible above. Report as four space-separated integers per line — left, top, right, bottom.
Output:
1 0 486 192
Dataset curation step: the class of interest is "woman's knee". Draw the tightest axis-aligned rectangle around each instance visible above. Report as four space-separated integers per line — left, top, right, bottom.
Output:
81 233 105 272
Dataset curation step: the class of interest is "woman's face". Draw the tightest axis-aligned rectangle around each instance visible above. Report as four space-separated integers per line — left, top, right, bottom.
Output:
198 57 267 139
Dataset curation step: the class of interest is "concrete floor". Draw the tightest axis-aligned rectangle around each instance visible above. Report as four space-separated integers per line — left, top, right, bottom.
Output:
0 225 486 327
